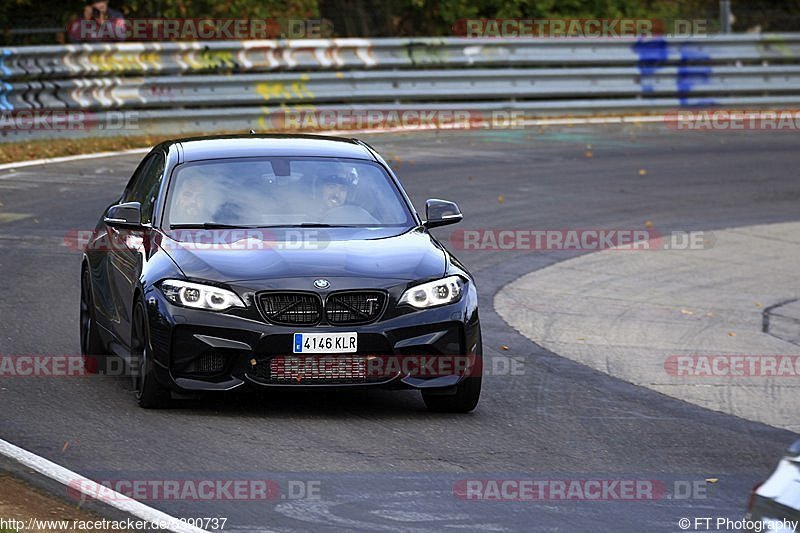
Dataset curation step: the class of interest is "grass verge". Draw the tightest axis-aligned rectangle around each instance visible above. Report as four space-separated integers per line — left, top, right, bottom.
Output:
0 135 165 165
0 473 125 532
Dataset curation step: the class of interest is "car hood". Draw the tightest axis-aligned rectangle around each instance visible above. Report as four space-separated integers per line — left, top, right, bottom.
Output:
158 227 447 283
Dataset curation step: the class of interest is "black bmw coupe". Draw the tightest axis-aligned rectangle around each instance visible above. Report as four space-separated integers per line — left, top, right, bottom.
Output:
80 134 482 411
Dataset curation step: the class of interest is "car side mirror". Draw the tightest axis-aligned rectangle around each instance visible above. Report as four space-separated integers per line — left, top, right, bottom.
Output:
788 438 800 456
104 202 143 228
423 199 463 229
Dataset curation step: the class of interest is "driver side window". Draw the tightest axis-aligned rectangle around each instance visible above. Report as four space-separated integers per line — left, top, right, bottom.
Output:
122 154 154 203
123 152 166 224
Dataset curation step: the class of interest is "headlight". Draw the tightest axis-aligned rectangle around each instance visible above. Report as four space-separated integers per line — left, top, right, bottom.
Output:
159 280 245 311
399 276 465 309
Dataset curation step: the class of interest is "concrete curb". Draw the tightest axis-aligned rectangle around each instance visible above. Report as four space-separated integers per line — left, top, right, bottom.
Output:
495 221 800 432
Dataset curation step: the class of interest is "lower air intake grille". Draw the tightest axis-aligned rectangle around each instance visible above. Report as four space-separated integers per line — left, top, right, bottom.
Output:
193 351 226 374
255 355 377 384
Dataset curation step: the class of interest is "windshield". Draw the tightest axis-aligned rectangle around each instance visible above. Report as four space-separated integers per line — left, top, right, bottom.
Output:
163 157 415 228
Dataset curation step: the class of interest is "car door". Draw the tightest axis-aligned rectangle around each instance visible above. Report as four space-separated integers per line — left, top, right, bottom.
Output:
88 154 151 341
107 151 166 349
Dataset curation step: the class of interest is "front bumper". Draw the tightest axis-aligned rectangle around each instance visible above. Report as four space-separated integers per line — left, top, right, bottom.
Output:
142 282 481 393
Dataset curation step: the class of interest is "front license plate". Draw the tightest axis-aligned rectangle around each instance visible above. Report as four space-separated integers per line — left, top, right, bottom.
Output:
293 332 358 354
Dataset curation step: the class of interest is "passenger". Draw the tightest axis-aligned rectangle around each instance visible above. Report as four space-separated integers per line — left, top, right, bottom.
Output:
171 176 215 223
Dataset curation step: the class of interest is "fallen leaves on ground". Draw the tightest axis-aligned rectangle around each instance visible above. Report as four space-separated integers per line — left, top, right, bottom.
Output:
0 134 161 164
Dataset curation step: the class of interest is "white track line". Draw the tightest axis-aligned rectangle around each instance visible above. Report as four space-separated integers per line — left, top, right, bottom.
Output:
0 438 206 533
0 148 151 172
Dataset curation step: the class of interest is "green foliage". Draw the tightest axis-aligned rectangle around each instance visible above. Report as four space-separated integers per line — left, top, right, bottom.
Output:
1 0 797 43
120 0 318 19
392 0 719 35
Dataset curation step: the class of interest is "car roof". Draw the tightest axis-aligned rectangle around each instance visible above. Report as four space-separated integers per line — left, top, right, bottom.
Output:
169 134 377 163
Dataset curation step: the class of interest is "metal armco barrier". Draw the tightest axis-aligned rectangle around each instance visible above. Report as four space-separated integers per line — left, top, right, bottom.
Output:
2 34 800 138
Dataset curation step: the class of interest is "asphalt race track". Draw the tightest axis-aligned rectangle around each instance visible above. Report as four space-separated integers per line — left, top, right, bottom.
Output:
1 124 799 532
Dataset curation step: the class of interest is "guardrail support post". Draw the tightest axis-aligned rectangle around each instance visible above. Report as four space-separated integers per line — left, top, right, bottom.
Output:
720 0 733 33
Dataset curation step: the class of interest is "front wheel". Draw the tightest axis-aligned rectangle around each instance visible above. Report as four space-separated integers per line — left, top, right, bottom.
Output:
131 298 171 409
80 268 107 373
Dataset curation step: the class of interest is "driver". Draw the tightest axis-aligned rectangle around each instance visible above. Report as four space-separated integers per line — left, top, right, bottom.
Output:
311 168 380 225
319 173 351 210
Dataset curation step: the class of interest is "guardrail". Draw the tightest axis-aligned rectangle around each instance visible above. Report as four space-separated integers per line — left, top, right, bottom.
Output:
4 35 800 79
2 34 800 138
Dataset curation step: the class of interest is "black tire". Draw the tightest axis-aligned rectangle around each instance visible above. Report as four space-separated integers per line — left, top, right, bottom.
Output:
422 340 483 413
131 298 171 409
80 267 107 374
